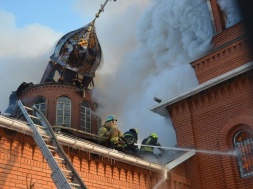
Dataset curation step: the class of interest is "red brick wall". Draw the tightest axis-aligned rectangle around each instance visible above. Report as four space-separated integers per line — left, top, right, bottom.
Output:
169 72 253 189
209 0 225 33
17 83 99 134
191 36 253 84
0 127 191 189
0 129 55 189
191 4 253 85
212 22 246 49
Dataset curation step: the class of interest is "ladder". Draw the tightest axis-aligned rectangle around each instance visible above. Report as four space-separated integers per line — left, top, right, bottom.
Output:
17 100 87 189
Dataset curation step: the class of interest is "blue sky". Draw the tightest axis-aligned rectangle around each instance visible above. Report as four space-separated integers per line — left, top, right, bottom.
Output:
1 0 86 33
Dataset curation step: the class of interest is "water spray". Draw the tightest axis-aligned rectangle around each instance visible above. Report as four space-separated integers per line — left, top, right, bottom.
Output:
135 144 238 156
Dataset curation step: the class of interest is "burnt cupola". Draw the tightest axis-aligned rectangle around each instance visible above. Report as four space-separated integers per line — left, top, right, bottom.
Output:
40 19 102 89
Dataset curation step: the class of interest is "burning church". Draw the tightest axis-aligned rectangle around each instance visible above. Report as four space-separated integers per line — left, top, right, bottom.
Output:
0 0 253 188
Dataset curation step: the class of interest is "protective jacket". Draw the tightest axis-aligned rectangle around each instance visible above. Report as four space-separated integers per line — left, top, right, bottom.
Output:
97 123 124 148
123 129 139 154
97 123 111 145
140 136 164 154
110 128 124 146
123 129 138 144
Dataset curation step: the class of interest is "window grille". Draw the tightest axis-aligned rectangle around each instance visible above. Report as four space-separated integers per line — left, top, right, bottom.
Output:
234 130 253 177
80 101 91 133
34 97 46 115
56 97 71 127
96 116 102 131
33 97 46 125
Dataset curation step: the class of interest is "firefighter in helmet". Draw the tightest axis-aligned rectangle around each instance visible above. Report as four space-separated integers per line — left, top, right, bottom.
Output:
140 133 165 155
97 115 125 150
123 128 139 154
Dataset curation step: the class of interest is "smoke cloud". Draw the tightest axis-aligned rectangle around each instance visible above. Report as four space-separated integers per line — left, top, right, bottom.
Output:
0 9 62 113
89 0 214 147
217 0 242 28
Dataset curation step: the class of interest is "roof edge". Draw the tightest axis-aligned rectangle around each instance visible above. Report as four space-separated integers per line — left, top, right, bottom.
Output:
0 115 194 172
150 61 253 117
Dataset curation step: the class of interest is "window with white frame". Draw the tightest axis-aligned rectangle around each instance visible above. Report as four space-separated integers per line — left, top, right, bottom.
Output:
80 101 91 133
33 97 46 115
56 97 71 127
234 129 253 178
33 97 46 124
96 116 102 131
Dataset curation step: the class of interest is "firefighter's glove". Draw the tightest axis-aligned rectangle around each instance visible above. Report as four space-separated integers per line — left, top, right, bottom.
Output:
118 137 126 145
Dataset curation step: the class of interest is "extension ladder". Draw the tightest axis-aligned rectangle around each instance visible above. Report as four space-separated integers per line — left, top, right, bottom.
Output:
17 100 87 189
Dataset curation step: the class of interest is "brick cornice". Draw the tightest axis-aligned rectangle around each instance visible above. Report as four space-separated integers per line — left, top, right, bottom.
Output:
191 37 247 72
170 73 253 116
191 37 252 83
18 83 79 97
212 22 246 49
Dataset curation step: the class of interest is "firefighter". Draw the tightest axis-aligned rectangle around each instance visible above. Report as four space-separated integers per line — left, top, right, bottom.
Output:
97 115 125 150
140 133 165 156
123 128 139 154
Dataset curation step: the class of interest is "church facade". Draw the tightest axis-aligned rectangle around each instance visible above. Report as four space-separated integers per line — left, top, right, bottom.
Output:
151 0 253 188
0 0 252 188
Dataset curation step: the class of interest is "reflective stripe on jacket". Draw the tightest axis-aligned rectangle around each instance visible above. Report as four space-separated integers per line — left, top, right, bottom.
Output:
123 130 137 144
140 136 161 152
98 123 110 137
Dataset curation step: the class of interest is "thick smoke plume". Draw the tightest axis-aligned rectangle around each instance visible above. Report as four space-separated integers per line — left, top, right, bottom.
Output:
91 0 214 147
217 0 242 28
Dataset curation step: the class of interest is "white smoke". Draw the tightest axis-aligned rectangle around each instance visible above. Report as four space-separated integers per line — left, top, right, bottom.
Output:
89 0 214 147
0 9 62 113
0 0 215 150
217 0 242 28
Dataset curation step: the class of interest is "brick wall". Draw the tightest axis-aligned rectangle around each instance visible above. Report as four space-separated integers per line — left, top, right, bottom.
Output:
17 83 99 134
191 36 253 84
212 22 246 49
209 0 225 33
169 72 253 189
0 127 191 189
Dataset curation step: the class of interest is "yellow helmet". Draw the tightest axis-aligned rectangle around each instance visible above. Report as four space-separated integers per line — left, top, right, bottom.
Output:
150 133 158 139
132 128 138 134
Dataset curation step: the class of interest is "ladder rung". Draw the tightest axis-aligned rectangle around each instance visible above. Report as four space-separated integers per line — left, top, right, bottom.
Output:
54 156 64 161
41 134 51 138
24 106 33 111
65 174 73 180
29 114 40 120
48 148 57 153
47 145 57 149
64 173 73 179
61 169 72 174
43 138 52 142
54 157 65 164
69 182 80 187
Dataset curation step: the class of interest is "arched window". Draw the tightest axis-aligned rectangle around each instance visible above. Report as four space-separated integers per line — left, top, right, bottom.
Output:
33 97 46 125
234 130 253 177
33 97 46 115
80 101 91 133
56 97 71 127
